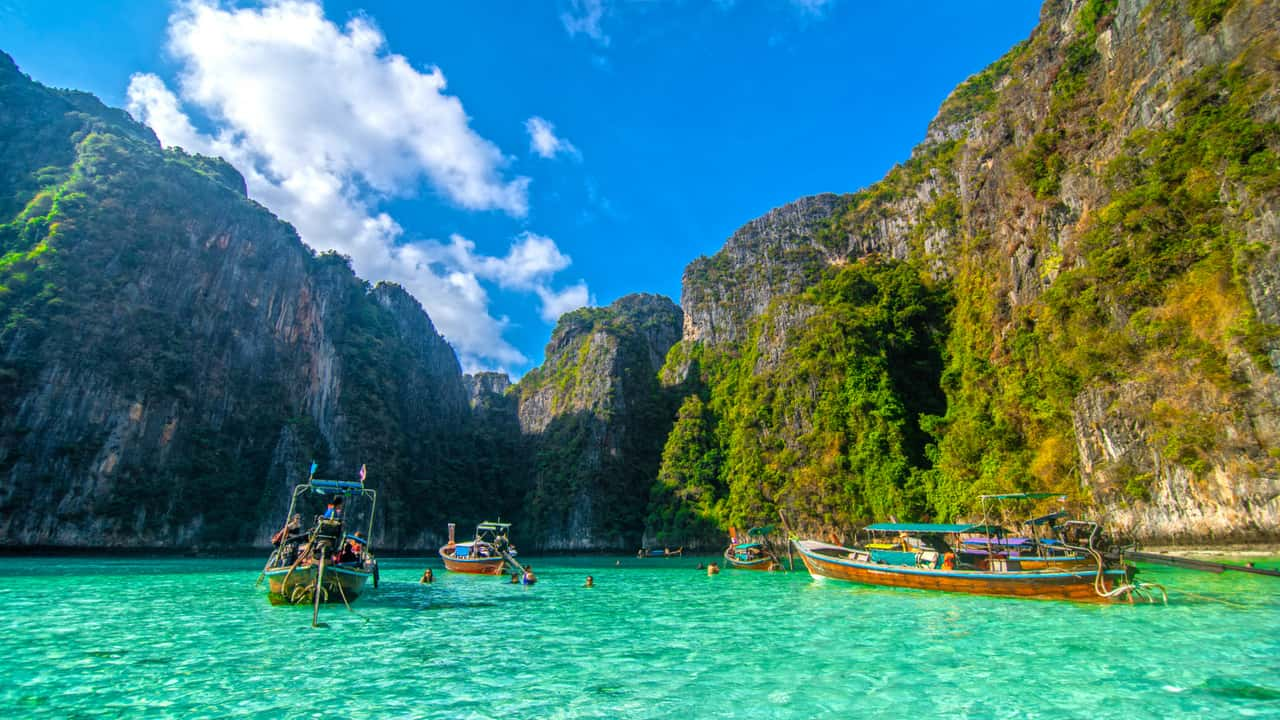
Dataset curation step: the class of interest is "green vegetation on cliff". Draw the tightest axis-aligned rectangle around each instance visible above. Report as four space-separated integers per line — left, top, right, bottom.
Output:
662 0 1280 541
653 259 950 537
517 294 682 548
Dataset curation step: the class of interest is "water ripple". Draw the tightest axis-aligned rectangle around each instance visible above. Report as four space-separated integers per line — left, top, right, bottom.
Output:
1 555 1278 718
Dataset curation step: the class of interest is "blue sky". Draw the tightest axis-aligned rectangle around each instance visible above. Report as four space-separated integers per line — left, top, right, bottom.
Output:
0 1 1041 375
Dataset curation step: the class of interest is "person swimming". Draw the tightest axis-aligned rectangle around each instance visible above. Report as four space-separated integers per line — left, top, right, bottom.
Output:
584 575 594 588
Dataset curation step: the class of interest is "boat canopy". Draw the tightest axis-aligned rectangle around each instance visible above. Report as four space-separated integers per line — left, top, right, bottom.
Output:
979 492 1066 501
746 525 775 536
961 536 1031 546
733 542 763 550
865 522 977 534
310 479 365 495
1026 510 1068 526
476 522 511 531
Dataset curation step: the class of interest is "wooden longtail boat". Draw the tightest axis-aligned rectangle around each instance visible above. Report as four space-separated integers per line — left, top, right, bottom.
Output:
260 465 379 625
724 525 782 571
793 520 1158 603
636 546 683 558
440 522 522 575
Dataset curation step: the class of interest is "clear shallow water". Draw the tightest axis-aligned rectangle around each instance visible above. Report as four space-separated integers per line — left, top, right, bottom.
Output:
1 554 1278 719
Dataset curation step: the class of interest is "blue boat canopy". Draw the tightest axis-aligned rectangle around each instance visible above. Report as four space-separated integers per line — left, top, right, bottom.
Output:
865 522 976 534
1027 510 1068 526
733 542 762 550
310 479 364 494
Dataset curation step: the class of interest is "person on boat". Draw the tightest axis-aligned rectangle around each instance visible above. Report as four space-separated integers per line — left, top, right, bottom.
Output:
584 575 594 588
322 495 344 520
272 514 302 546
337 536 360 564
420 568 434 584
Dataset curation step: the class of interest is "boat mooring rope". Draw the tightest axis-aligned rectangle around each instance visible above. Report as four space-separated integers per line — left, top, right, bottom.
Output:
290 583 329 604
1082 543 1167 604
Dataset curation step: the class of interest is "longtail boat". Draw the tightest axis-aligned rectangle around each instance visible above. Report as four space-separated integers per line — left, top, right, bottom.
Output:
794 520 1165 603
724 525 783 571
636 546 683 558
440 521 523 575
259 464 379 625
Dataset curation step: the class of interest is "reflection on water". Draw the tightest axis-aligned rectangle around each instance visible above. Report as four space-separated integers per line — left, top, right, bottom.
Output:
0 554 1277 718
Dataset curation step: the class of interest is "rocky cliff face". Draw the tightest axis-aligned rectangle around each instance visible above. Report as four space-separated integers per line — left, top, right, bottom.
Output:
0 52 497 548
515 294 682 549
668 0 1280 542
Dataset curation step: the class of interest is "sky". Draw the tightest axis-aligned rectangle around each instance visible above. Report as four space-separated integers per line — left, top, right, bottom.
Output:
0 0 1042 376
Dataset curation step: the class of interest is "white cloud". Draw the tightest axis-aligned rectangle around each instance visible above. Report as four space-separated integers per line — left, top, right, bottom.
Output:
425 233 590 321
525 116 581 161
536 282 593 323
126 0 590 372
561 0 609 46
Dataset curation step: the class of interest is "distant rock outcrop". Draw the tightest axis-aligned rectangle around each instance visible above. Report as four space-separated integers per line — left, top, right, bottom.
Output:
515 294 682 549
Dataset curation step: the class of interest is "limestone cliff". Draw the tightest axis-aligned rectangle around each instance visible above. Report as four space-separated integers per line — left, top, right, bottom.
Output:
516 294 682 549
667 0 1280 542
0 52 494 548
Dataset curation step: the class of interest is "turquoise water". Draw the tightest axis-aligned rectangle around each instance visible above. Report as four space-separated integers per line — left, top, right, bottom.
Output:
1 555 1279 719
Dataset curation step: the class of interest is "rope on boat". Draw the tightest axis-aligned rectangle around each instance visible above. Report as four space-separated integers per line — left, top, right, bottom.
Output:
334 573 352 612
1097 580 1167 604
1079 534 1167 604
290 583 329 604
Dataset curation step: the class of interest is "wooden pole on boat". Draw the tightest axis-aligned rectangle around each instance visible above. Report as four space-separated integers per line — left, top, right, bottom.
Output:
312 553 327 628
255 548 279 587
778 509 796 572
500 549 526 576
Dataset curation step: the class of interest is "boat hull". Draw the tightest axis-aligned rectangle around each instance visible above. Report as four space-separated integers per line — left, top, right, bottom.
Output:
724 550 779 571
439 547 507 575
795 541 1128 603
264 564 371 606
